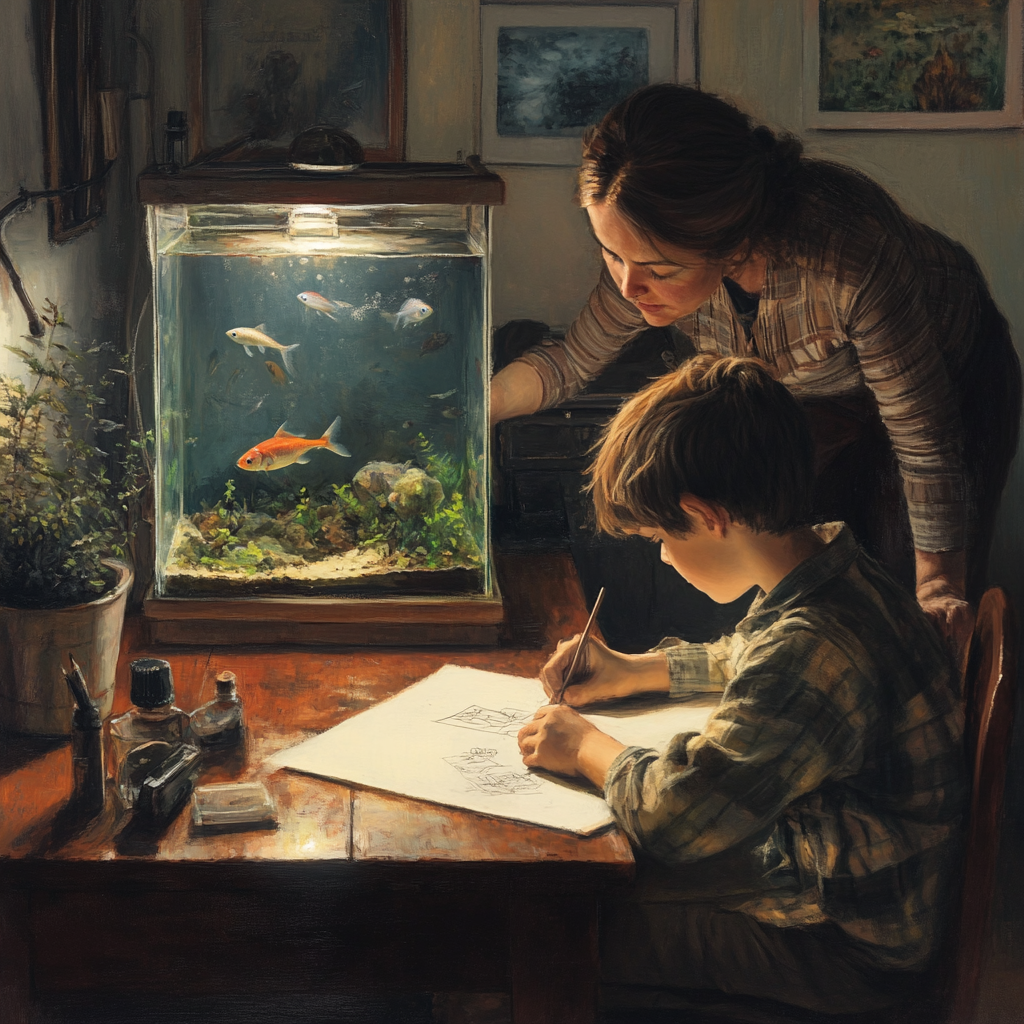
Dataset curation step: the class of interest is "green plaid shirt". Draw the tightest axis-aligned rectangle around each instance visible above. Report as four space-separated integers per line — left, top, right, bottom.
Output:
604 524 966 970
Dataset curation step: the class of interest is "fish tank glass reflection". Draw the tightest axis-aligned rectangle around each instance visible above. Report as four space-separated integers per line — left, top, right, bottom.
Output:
148 202 490 599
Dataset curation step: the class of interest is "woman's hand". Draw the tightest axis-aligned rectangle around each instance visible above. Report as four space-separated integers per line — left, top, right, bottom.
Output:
539 636 669 706
518 704 626 786
915 549 974 670
918 580 975 671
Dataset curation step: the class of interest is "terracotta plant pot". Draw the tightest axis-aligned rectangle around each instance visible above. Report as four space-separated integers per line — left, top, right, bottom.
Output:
0 559 133 735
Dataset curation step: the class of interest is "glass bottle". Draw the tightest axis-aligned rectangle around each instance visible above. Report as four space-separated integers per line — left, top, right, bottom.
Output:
109 658 189 808
189 670 244 748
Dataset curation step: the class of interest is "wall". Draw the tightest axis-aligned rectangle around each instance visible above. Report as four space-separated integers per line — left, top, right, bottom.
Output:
0 0 136 382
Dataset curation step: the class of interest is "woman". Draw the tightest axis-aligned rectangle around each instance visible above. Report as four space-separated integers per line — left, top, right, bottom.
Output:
490 84 1021 657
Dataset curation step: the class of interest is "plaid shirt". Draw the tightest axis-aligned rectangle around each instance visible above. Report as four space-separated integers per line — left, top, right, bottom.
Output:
515 173 994 552
603 524 966 970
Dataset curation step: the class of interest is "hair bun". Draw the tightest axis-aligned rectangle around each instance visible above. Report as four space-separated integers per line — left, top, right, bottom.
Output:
751 125 802 187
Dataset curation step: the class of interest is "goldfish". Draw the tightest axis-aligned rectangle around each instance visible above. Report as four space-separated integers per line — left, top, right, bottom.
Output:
386 298 433 331
265 360 288 385
225 324 300 376
237 418 351 472
296 291 352 321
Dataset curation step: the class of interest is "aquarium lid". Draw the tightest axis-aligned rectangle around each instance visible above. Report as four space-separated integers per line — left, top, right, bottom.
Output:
138 161 505 207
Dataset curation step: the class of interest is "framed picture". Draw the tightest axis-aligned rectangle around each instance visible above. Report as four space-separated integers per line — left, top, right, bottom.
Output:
481 3 695 165
184 0 405 163
805 0 1023 129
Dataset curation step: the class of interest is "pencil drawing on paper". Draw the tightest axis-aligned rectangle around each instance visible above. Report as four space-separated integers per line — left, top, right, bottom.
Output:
445 748 542 796
436 704 533 736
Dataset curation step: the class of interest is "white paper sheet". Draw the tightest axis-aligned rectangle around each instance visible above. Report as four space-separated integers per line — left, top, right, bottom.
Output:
268 664 715 835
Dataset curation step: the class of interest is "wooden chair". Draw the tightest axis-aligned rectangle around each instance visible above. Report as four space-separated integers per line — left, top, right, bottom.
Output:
931 585 1018 1023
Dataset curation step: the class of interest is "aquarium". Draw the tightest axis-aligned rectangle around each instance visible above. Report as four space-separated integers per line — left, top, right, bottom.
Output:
146 198 492 603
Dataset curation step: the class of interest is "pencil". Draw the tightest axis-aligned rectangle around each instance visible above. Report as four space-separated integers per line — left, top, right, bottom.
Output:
553 586 605 705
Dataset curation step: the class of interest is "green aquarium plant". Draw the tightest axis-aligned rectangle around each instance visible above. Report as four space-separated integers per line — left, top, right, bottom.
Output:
0 300 147 609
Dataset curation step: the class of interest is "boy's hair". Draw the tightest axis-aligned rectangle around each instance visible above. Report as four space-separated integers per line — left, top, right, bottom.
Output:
588 355 815 537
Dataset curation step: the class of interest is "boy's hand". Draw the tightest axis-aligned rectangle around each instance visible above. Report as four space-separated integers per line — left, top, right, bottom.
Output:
539 636 669 705
518 705 626 786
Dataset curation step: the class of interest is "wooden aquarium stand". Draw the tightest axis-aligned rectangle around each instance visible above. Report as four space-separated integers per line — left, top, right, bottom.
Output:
143 576 504 646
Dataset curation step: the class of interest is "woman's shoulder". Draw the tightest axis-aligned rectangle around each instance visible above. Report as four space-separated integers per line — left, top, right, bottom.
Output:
780 161 964 282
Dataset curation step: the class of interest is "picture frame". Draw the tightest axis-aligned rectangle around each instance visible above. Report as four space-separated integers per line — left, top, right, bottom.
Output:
183 0 405 164
37 0 109 241
481 2 696 165
805 0 1024 130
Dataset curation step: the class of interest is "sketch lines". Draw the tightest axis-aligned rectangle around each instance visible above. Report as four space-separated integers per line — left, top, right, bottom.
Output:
445 748 541 796
435 704 533 737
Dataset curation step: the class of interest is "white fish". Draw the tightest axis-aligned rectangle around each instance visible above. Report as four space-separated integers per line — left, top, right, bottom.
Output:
225 325 300 376
385 298 433 331
296 291 352 321
429 389 457 400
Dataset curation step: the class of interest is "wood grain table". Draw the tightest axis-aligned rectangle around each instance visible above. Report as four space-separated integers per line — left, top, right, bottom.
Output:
0 552 635 1024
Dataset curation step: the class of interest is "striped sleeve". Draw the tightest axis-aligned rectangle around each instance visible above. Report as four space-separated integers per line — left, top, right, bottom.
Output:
840 228 966 552
512 266 645 408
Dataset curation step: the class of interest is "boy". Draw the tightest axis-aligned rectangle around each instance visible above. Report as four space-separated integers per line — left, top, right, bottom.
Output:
517 355 966 1016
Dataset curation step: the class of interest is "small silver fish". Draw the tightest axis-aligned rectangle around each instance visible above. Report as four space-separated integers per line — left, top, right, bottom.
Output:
95 419 125 433
248 394 268 415
296 291 352 321
387 298 433 331
226 324 300 376
430 389 457 400
441 406 465 419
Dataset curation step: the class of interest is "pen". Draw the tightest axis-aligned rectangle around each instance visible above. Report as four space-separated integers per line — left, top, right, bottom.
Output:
554 586 605 705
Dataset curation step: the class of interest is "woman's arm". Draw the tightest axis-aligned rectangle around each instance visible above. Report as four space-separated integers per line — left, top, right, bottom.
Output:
489 266 645 424
489 361 544 425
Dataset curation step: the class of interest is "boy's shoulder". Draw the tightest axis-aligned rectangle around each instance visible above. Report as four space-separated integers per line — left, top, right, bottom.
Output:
736 526 953 689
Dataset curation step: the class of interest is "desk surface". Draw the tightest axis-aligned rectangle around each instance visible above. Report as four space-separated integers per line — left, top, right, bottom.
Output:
0 550 634 871
0 551 641 1024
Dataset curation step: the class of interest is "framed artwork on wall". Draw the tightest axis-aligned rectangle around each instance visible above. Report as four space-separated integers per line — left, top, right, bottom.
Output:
184 0 405 163
481 2 696 165
805 0 1023 129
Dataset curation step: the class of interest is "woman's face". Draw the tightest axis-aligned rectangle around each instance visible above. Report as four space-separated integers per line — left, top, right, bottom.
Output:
588 201 726 327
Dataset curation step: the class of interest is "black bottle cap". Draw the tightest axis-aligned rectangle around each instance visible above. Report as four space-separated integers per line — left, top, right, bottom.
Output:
130 658 175 708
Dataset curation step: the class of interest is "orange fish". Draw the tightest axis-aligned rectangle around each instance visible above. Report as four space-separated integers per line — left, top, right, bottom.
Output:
237 417 351 472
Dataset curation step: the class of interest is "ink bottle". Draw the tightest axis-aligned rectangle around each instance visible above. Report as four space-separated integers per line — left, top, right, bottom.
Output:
189 671 244 748
109 658 189 808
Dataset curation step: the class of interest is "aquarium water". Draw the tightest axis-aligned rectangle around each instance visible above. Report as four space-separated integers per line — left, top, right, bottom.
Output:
148 204 490 598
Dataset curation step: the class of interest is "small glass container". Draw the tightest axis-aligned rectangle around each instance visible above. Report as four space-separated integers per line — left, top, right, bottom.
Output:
108 658 189 808
189 670 245 748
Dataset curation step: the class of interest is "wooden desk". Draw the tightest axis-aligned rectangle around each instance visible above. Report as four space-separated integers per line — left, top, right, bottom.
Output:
0 552 635 1024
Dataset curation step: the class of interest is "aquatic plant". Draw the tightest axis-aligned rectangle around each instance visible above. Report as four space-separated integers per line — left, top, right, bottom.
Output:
0 300 148 608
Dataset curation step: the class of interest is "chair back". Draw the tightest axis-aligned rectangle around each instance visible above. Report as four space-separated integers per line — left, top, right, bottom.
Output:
945 586 1018 1023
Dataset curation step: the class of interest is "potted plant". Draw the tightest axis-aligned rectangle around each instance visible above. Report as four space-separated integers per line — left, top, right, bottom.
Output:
0 300 147 735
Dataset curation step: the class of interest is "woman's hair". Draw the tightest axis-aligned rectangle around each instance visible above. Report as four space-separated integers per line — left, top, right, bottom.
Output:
587 354 815 537
577 84 805 261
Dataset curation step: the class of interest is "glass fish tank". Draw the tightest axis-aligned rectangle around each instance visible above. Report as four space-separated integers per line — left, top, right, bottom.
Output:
142 168 501 626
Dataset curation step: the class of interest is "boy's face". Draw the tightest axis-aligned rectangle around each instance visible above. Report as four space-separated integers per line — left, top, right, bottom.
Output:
635 514 753 605
587 201 727 327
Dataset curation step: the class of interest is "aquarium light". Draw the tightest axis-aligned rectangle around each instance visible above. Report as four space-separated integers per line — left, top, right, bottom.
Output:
288 206 339 238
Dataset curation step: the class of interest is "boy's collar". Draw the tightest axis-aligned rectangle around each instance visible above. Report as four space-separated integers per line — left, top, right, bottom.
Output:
739 523 858 626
